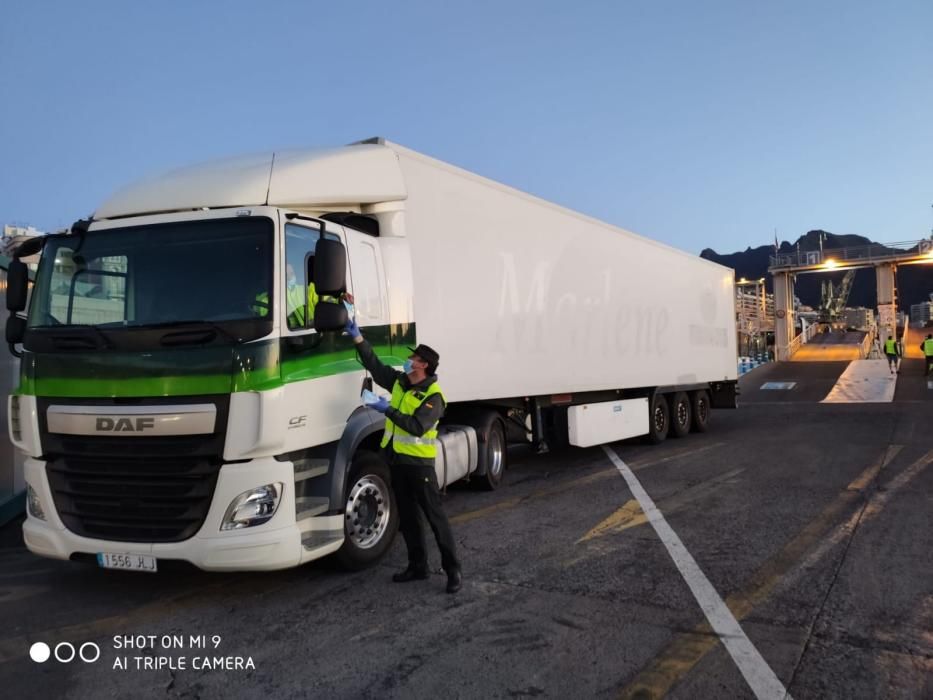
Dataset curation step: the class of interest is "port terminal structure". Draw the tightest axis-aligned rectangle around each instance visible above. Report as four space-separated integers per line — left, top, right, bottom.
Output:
769 239 933 361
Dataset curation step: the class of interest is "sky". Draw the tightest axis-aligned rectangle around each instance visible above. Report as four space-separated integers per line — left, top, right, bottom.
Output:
1 0 931 256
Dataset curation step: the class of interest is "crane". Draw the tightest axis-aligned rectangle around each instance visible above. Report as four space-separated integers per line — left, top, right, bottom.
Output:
818 269 856 324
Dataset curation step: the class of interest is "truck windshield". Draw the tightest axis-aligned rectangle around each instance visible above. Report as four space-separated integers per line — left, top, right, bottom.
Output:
27 217 274 342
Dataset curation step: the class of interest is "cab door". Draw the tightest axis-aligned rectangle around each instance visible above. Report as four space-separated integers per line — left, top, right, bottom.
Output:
279 219 363 450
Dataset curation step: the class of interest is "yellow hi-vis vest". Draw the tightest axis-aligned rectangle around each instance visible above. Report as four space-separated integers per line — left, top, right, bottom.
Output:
924 339 933 357
884 339 897 354
380 380 445 460
253 284 320 326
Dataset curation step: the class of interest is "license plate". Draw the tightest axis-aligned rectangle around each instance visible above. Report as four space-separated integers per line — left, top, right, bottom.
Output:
97 552 158 573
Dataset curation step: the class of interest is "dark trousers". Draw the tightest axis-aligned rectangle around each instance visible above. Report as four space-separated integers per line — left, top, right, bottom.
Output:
390 463 460 573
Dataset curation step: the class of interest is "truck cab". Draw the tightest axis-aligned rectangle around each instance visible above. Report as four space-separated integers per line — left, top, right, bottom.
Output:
7 145 445 572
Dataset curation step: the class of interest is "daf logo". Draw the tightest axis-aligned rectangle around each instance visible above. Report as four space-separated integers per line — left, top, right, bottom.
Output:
95 417 156 432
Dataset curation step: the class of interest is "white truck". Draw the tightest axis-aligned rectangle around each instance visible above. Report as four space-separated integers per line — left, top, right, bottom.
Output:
5 139 737 572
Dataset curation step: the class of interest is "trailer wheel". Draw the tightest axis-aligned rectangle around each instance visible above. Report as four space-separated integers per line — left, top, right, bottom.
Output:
336 451 398 570
690 390 711 433
474 413 507 491
670 392 692 438
648 394 670 444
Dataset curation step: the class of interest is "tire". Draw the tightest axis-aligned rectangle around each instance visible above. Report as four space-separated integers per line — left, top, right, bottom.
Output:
336 451 399 570
691 390 711 433
473 412 508 491
647 393 669 444
670 392 692 439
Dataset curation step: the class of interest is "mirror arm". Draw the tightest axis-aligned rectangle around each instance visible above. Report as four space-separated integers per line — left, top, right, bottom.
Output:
283 212 328 235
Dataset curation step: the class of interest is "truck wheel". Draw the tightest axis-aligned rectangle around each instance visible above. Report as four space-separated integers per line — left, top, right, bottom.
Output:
648 394 669 444
670 392 692 438
336 451 398 570
474 412 507 491
691 390 711 433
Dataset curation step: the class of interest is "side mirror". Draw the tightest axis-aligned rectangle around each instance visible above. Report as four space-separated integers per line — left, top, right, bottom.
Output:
6 315 26 344
313 301 348 332
6 260 29 312
313 239 347 296
14 236 46 259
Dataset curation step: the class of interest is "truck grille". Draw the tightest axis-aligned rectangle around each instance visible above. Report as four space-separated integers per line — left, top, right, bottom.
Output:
38 396 229 543
46 452 221 542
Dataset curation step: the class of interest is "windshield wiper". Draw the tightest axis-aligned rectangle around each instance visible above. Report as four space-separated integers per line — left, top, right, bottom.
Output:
132 320 241 346
46 326 114 351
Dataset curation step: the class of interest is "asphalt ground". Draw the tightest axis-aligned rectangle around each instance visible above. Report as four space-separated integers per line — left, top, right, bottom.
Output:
0 365 931 699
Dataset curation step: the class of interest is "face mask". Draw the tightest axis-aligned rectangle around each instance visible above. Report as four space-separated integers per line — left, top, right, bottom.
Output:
403 359 414 374
287 277 296 289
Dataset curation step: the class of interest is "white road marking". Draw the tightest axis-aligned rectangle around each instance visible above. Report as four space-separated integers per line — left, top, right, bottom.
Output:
601 444 791 700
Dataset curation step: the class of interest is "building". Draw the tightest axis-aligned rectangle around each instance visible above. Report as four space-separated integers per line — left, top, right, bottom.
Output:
843 307 874 330
910 300 933 326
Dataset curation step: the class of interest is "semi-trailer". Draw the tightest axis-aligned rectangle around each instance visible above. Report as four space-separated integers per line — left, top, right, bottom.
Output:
6 139 737 572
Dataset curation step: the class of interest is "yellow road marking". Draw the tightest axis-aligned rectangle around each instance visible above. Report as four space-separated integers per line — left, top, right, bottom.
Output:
578 499 645 543
619 444 916 700
451 442 725 526
573 468 744 553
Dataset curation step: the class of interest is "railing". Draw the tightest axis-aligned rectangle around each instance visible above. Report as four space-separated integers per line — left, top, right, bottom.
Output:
770 238 933 269
777 322 820 361
859 326 876 359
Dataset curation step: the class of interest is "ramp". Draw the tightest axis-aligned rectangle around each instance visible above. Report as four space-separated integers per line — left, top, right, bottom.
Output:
738 361 849 403
792 331 867 362
821 360 896 403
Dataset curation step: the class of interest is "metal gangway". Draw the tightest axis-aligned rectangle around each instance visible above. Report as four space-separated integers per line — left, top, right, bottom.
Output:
770 238 933 272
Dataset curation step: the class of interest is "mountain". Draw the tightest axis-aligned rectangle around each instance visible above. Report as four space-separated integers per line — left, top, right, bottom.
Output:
701 230 932 311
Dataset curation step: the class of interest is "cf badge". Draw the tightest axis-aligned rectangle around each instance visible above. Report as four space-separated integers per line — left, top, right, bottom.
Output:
288 415 307 430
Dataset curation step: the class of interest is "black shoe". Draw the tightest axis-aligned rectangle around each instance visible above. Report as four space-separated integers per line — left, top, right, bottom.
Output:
392 567 428 583
446 569 462 594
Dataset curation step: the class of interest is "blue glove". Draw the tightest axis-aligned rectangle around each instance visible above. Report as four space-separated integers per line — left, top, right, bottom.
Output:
345 318 361 340
367 396 390 414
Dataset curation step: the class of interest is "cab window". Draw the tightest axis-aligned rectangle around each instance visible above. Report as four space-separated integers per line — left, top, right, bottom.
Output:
284 223 339 331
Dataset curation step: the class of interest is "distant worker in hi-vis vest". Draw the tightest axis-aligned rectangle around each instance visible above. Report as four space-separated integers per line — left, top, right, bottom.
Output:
345 318 462 594
921 334 933 377
884 335 900 374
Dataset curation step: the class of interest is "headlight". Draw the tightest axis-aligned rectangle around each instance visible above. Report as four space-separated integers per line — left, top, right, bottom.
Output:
220 483 283 531
26 484 46 521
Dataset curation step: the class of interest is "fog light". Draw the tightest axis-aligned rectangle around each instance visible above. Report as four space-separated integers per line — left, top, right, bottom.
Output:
220 483 282 531
26 484 46 521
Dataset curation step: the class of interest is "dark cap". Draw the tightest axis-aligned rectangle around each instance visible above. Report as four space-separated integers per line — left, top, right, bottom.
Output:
408 344 440 368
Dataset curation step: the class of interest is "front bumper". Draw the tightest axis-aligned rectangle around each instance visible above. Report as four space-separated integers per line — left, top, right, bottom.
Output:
23 456 327 571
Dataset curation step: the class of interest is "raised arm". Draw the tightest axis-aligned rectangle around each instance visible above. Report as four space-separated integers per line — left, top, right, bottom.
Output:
346 319 401 391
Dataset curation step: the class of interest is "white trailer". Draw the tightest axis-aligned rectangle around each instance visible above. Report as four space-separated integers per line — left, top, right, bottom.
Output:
6 139 737 572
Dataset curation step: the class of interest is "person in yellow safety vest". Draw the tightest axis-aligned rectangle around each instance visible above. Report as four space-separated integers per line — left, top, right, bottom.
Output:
921 333 933 377
254 263 343 328
883 335 900 374
345 317 462 594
